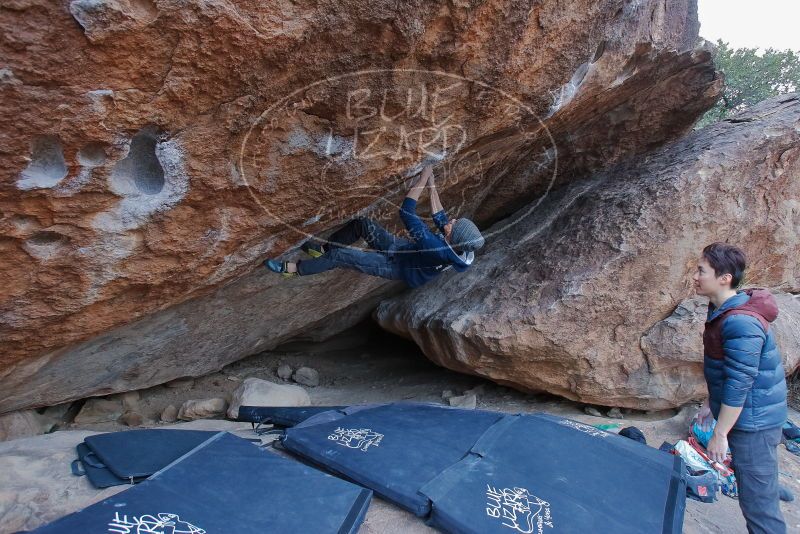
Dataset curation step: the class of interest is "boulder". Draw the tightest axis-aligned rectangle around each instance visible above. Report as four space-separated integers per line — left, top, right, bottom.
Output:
177 398 227 421
584 406 603 418
641 292 800 401
118 410 144 427
227 378 311 419
73 398 122 424
0 410 50 442
276 364 293 380
292 367 320 388
110 391 141 411
0 0 718 414
160 404 178 423
374 95 800 409
447 393 477 409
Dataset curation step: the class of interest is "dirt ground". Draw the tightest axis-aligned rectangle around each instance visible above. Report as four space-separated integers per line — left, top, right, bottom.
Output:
49 322 800 533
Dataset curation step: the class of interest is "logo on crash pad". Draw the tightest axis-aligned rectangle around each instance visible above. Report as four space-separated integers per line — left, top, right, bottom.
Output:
108 512 204 534
327 427 384 451
485 485 553 534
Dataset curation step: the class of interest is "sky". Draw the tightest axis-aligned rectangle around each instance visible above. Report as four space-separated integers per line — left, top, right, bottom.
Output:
698 0 800 51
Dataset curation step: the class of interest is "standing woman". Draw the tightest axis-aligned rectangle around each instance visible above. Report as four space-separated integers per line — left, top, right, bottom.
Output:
693 242 788 534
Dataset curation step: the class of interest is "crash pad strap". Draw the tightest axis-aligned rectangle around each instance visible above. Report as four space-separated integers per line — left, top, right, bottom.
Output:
70 459 85 477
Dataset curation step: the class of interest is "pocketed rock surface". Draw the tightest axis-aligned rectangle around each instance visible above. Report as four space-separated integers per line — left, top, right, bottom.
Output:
0 0 719 413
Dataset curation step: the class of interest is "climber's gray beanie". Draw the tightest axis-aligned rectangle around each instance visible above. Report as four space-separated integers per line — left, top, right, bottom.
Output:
451 218 484 253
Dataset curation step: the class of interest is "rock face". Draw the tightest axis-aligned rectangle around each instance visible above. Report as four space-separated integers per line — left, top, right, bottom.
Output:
374 95 800 410
641 293 800 400
0 0 718 412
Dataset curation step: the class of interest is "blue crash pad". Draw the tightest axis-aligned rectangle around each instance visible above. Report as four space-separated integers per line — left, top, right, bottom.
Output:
280 402 686 534
284 403 505 516
34 432 372 533
83 429 217 481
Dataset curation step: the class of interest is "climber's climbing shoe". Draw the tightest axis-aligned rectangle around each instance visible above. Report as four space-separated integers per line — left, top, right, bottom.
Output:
301 240 326 258
264 259 299 278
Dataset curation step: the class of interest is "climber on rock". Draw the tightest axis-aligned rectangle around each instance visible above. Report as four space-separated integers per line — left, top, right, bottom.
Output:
264 164 485 287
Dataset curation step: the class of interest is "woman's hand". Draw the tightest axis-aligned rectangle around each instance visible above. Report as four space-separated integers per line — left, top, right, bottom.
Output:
695 399 713 432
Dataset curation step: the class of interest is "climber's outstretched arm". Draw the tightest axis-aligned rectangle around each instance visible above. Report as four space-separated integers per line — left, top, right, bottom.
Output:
428 172 449 231
400 165 435 242
429 172 444 213
405 165 432 202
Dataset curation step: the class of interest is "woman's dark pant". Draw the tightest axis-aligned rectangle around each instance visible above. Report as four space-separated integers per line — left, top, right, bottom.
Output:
727 426 786 534
297 217 411 280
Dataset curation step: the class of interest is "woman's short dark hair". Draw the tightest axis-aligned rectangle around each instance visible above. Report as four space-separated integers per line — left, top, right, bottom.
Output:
702 242 747 289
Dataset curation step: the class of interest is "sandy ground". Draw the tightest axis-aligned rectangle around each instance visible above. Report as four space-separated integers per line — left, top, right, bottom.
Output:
32 322 800 533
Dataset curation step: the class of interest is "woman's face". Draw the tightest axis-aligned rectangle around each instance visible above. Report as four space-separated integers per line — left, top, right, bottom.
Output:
693 256 731 296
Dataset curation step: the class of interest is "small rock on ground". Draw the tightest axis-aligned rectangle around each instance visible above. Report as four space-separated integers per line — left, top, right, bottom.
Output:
463 384 486 397
118 411 144 427
584 406 603 417
448 393 477 409
276 364 293 380
160 405 178 423
177 398 227 421
293 367 319 387
608 407 624 419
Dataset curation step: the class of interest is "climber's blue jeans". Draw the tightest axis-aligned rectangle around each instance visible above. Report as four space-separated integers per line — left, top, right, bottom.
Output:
727 425 786 534
297 217 410 280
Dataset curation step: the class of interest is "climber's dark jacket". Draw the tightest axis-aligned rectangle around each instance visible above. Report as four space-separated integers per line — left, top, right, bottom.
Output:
703 288 788 431
394 197 473 288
